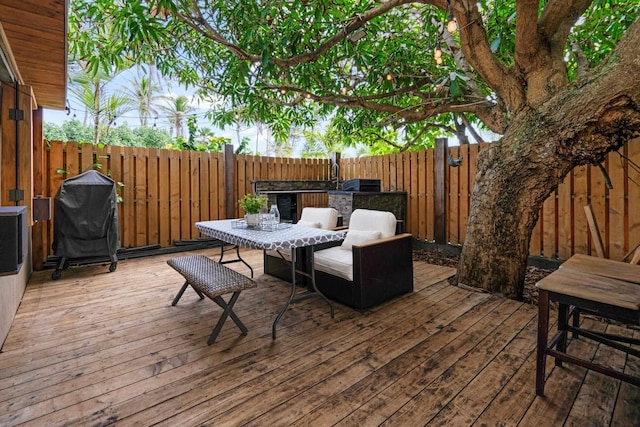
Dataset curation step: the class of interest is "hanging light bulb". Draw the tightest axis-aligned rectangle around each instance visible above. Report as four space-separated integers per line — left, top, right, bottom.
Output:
280 88 286 94
446 0 457 33
436 56 443 65
386 72 393 81
64 99 71 115
447 13 457 33
305 92 312 99
434 42 442 60
341 86 348 95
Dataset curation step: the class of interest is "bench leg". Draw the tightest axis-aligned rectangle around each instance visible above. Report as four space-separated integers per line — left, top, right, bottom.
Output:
536 289 550 396
171 281 205 306
207 292 247 345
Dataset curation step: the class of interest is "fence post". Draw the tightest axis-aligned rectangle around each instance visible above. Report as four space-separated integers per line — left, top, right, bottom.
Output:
224 144 235 219
434 137 447 244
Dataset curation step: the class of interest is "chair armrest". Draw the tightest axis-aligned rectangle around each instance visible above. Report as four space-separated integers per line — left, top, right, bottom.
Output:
352 233 412 249
328 225 349 231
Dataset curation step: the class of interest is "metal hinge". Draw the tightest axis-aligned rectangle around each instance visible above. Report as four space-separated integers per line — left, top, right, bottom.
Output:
9 189 24 202
9 108 24 121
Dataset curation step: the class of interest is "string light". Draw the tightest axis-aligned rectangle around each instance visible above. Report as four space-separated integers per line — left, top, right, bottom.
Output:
64 99 71 115
280 88 286 94
447 13 457 33
446 0 457 33
433 41 444 65
434 42 442 60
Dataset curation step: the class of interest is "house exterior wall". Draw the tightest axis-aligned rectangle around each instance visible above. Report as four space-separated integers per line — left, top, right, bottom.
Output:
0 82 35 348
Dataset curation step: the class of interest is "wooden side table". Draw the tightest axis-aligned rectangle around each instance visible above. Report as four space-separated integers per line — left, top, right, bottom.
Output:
535 263 640 396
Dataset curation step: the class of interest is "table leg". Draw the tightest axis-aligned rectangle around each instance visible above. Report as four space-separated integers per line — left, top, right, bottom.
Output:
556 302 569 367
218 244 254 278
272 248 298 339
308 248 334 319
271 247 336 339
536 289 550 396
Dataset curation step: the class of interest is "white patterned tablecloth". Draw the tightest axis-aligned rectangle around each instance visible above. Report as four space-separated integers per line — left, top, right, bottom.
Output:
196 220 345 251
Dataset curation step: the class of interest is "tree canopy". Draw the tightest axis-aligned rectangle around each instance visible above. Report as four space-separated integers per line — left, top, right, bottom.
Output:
70 1 640 146
70 0 640 297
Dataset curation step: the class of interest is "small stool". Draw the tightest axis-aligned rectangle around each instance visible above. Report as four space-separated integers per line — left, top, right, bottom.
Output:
167 255 256 345
535 266 640 396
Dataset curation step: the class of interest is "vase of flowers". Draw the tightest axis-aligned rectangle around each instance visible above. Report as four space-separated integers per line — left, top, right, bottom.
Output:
238 193 267 227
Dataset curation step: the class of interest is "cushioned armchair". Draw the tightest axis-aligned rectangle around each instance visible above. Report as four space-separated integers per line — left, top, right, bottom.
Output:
263 207 339 284
313 209 413 310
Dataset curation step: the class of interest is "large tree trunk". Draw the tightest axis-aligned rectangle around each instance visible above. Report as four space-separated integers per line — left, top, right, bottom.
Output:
457 51 640 298
456 112 575 299
457 17 640 297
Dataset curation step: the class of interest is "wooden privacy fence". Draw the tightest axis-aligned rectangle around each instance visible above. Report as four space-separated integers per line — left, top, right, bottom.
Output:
41 138 640 263
42 141 332 258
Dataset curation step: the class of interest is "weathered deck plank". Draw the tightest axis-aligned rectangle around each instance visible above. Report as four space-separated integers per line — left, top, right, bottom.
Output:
0 248 637 426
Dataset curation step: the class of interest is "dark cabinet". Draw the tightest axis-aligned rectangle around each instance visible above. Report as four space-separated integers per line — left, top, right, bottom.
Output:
0 206 27 274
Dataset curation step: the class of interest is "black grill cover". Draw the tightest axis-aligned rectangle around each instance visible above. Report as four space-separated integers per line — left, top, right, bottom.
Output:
52 170 120 261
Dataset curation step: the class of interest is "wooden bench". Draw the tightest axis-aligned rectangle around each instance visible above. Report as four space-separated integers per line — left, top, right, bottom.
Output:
167 255 256 345
535 262 640 396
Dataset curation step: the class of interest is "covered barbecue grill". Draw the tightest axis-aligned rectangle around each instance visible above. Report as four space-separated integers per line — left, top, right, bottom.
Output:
51 170 120 279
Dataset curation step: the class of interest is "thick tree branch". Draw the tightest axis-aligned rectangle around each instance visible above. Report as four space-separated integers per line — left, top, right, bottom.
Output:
460 113 486 143
455 1 526 112
178 0 419 69
514 0 541 74
570 39 591 79
512 0 592 106
546 18 640 163
539 0 592 54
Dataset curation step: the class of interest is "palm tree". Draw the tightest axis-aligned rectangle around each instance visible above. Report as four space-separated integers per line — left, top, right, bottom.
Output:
122 75 163 127
196 126 215 146
68 67 131 144
160 95 193 138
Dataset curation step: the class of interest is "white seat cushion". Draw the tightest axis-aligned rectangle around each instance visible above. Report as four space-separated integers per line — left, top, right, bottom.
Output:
267 208 338 261
314 246 354 281
299 207 339 229
313 209 397 281
348 209 396 238
341 230 382 250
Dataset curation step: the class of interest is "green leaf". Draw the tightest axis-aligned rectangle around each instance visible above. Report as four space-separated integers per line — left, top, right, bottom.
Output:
449 79 462 98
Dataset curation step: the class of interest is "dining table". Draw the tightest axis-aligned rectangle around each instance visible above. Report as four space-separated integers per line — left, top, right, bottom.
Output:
195 219 345 339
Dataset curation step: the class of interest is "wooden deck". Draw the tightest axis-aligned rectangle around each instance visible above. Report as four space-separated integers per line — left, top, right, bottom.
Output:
0 248 638 426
